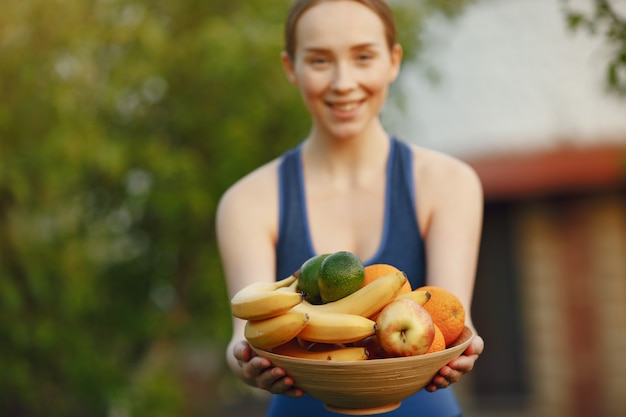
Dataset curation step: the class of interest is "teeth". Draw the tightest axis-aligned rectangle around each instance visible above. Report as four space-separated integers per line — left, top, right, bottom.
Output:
333 102 359 111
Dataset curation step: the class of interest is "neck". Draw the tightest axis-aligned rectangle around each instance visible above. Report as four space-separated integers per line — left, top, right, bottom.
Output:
301 122 391 182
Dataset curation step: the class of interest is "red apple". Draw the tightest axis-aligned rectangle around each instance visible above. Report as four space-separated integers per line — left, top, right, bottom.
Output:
375 299 435 357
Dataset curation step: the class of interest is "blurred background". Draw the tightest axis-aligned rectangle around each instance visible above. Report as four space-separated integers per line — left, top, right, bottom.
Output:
393 2 626 417
1 0 624 416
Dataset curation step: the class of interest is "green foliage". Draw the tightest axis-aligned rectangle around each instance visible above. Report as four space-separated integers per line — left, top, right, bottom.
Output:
0 0 472 415
561 0 626 95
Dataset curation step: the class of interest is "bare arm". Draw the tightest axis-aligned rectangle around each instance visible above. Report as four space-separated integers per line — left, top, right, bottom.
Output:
420 153 483 326
413 147 485 391
216 161 303 397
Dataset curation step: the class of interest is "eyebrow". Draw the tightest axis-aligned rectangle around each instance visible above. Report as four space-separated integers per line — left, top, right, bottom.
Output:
302 42 382 53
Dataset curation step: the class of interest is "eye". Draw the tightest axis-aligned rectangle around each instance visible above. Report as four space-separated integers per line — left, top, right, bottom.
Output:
355 51 376 64
306 54 330 67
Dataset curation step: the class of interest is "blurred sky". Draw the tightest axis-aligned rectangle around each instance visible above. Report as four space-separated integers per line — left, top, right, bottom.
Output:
384 0 626 158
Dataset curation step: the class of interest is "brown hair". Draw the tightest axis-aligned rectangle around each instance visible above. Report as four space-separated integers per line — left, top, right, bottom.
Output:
284 0 398 61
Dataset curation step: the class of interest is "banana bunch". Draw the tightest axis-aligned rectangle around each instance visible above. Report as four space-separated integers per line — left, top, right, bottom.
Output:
230 275 303 321
230 270 431 359
245 311 310 349
298 310 377 344
295 271 408 318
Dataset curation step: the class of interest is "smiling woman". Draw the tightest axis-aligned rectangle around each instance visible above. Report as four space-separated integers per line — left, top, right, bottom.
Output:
280 0 402 142
216 1 485 416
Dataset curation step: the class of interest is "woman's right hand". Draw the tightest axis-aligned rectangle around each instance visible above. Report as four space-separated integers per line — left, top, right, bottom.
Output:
233 340 304 397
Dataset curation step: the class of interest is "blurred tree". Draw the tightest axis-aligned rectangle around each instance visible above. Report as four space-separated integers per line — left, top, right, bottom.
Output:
0 0 471 416
561 0 626 95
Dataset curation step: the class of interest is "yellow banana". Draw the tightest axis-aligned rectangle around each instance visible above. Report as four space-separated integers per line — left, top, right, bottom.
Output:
370 289 431 321
245 311 310 349
230 275 303 320
297 311 377 344
396 289 431 306
294 271 407 319
272 339 369 361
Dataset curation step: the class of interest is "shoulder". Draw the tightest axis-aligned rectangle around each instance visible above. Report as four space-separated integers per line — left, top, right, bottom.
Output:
403 142 483 232
407 143 482 197
216 156 287 303
216 157 282 229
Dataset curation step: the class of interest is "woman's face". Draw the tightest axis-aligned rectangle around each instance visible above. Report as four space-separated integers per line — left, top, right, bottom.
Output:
282 0 402 141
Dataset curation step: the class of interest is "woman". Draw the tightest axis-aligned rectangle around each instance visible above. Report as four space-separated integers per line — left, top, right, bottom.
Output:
216 0 485 415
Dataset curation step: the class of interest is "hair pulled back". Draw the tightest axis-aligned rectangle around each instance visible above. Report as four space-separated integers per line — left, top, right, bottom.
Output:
284 0 398 61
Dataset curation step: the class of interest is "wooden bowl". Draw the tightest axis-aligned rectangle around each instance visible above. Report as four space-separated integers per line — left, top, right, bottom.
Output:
252 326 473 415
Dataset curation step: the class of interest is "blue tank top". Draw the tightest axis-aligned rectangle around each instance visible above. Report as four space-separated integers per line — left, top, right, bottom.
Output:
270 137 461 417
276 137 426 285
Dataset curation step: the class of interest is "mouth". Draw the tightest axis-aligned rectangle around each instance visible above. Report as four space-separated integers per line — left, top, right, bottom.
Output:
327 100 363 112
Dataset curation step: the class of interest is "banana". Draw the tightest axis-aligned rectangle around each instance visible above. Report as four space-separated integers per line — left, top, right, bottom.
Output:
272 339 369 361
370 289 431 321
297 311 377 344
396 289 431 306
293 271 407 319
245 311 310 349
230 275 303 320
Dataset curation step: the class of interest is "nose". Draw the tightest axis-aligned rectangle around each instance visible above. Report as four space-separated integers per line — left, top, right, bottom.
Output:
331 62 357 92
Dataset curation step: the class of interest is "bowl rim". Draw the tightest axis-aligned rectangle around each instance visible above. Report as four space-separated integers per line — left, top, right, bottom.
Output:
252 326 474 365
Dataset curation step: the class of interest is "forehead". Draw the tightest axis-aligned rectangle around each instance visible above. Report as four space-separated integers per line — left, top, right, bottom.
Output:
295 1 387 52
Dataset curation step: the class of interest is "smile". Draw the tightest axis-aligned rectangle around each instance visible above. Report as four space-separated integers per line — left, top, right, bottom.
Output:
328 101 362 112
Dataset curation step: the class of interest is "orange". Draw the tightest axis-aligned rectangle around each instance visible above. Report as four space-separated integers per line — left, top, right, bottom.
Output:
426 324 445 353
417 286 465 345
363 264 411 294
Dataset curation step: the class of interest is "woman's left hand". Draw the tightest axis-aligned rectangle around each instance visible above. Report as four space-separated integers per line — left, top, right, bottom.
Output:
425 333 484 392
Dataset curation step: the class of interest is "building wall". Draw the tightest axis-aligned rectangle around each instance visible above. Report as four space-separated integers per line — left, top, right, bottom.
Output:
515 193 626 417
459 190 626 417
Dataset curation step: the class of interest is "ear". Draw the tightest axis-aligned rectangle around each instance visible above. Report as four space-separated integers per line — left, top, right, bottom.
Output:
388 44 403 83
281 51 298 86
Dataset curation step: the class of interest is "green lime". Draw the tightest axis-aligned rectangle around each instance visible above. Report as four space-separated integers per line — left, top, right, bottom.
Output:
318 251 365 304
296 254 329 305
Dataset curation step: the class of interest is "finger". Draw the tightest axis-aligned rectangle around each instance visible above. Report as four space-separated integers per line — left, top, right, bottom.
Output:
267 373 304 397
435 365 454 383
259 365 288 390
447 354 476 374
429 364 464 391
445 370 460 383
464 335 485 356
233 341 255 362
426 374 450 392
241 356 272 380
258 367 304 397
